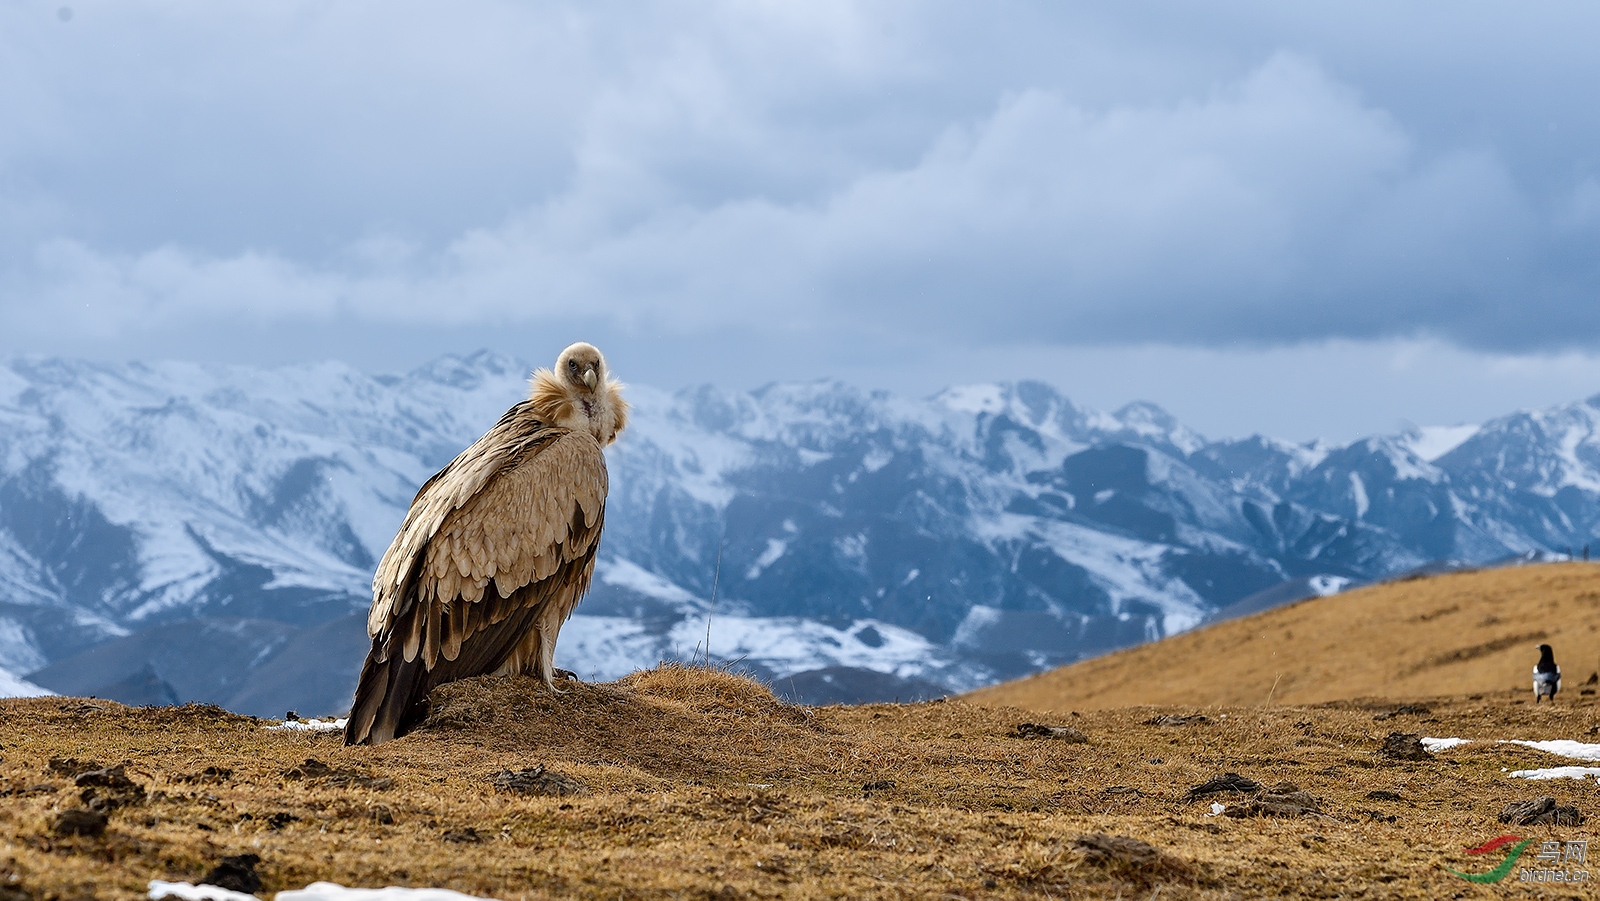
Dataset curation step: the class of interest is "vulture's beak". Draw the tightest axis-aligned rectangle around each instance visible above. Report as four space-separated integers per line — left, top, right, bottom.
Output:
582 367 597 390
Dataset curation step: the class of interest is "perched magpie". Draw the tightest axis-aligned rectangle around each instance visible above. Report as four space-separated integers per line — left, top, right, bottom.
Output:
1533 644 1561 703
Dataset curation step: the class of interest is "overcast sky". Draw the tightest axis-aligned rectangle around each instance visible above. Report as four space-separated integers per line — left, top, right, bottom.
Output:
5 2 1600 442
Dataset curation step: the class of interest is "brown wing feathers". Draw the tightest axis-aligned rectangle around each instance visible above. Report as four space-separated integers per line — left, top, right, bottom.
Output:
344 400 609 745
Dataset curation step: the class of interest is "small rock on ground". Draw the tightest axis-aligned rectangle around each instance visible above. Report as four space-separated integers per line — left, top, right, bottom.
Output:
1500 797 1584 826
1379 732 1431 761
491 765 589 797
1185 773 1260 800
52 809 107 838
200 854 262 893
1015 723 1088 742
1143 714 1212 727
75 764 146 810
1224 782 1322 818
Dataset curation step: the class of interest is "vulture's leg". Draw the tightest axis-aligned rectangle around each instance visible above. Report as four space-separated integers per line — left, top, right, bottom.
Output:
553 668 579 682
537 625 565 694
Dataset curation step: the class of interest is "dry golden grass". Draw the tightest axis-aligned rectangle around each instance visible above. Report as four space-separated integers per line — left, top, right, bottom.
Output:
4 653 1600 900
968 561 1600 712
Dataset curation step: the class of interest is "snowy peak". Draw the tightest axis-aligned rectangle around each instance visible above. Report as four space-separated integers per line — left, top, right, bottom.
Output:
1 351 1598 709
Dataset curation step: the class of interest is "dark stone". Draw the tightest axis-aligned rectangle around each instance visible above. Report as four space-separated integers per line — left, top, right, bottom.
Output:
1015 723 1088 742
1366 790 1403 801
1379 732 1431 761
442 827 482 843
75 764 145 809
1185 772 1260 800
265 812 299 830
52 808 107 838
46 757 100 778
1500 797 1584 826
201 854 263 893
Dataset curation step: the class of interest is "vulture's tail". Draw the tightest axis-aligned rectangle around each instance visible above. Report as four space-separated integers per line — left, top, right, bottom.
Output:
344 640 433 746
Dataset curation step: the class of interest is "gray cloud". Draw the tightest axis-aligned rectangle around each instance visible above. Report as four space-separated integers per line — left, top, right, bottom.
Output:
4 1 1600 438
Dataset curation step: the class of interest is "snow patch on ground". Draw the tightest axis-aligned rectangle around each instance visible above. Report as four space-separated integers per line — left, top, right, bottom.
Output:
278 883 497 901
1421 737 1472 752
266 717 347 732
1502 739 1600 760
149 882 499 901
1509 766 1600 781
149 881 259 901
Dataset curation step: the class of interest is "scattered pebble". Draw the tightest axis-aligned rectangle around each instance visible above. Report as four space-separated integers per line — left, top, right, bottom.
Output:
1365 790 1403 801
1014 723 1088 742
441 827 482 844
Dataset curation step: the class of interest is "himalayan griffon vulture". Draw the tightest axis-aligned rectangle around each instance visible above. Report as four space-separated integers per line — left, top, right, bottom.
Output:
344 342 627 745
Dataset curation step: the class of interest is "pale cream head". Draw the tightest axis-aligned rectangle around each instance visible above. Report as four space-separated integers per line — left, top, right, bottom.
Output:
528 342 629 445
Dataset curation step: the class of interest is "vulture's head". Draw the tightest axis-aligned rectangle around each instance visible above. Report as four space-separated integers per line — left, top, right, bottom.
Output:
530 342 629 445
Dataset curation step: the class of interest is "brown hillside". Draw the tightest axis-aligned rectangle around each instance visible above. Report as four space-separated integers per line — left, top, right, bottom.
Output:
7 662 1600 898
967 561 1600 712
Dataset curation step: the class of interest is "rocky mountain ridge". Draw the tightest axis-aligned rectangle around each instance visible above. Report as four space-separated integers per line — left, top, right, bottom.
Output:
0 351 1596 713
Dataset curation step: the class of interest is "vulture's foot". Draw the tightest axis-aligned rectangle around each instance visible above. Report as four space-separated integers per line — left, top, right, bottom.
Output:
554 668 579 682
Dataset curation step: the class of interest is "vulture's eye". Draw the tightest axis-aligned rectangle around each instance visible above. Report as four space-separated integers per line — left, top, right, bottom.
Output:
568 361 578 372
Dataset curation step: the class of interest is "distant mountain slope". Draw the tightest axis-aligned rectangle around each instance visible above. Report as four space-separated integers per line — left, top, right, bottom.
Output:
0 352 1597 710
965 561 1600 710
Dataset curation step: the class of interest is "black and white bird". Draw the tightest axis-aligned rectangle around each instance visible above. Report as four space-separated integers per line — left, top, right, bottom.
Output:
1533 644 1561 703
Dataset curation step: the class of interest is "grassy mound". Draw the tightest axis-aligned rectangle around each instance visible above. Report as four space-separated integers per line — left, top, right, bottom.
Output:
970 561 1600 711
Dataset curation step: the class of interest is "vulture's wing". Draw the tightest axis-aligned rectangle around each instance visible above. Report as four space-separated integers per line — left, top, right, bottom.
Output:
345 401 608 745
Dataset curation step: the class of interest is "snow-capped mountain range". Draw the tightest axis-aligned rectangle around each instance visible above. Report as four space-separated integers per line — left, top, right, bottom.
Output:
1 352 1597 713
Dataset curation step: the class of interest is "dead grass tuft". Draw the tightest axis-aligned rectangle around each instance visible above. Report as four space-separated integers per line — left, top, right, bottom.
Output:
1068 833 1196 885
